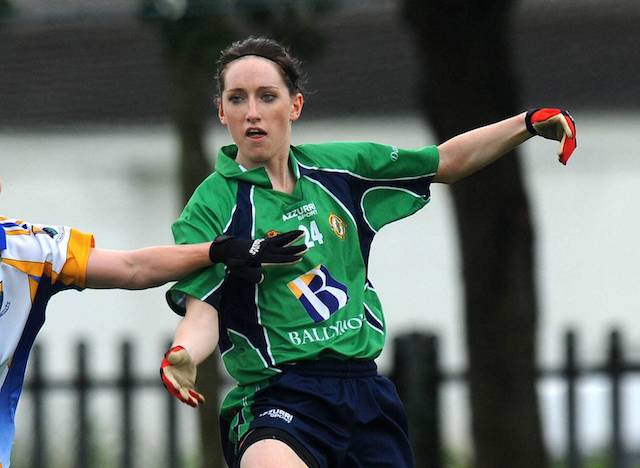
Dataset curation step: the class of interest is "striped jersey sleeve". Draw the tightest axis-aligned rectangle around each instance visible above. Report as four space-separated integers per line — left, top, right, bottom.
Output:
295 142 439 231
0 216 94 467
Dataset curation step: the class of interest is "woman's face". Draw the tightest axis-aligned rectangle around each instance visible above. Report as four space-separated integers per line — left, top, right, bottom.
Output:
218 56 303 168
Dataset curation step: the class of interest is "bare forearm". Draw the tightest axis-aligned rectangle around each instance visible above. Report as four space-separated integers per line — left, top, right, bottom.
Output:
435 112 532 183
86 243 212 289
173 297 219 365
126 244 212 288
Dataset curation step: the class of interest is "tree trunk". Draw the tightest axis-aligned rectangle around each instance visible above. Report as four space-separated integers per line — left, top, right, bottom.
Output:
168 56 214 206
402 1 548 467
167 52 223 468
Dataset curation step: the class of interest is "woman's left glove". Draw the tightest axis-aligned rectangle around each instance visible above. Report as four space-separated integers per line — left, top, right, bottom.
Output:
160 345 205 407
525 108 577 165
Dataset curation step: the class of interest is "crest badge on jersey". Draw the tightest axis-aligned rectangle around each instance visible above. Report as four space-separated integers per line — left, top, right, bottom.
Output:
265 229 280 239
32 225 59 239
328 213 346 240
288 265 348 323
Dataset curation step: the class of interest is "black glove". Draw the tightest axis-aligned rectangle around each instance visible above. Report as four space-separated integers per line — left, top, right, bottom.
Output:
209 230 307 283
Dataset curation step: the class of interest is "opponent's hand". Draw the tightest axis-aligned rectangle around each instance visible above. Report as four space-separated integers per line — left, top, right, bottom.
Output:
209 230 307 283
160 345 205 407
525 108 577 165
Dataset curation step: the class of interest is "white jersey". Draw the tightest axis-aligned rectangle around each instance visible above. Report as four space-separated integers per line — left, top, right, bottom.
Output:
0 217 94 468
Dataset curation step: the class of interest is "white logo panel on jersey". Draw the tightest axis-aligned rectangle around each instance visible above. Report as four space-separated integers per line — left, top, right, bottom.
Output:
287 265 348 323
286 265 361 346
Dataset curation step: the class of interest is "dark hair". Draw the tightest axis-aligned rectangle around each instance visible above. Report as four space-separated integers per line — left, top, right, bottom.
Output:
216 37 306 98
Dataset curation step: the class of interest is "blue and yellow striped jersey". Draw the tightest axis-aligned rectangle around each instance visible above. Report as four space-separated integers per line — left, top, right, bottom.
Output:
0 217 94 468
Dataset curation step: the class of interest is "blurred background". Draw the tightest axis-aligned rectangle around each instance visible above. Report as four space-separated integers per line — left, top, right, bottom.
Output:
1 0 639 467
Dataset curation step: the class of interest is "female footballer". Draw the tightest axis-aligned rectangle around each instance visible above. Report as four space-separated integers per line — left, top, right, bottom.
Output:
159 37 576 468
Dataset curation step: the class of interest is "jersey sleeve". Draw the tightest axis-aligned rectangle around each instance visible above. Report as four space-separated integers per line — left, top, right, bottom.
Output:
360 144 439 230
0 218 94 290
31 223 95 289
297 142 440 231
354 142 439 181
166 179 231 316
55 228 95 288
298 141 439 180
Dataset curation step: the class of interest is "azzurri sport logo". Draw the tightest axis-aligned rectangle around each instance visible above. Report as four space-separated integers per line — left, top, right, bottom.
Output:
282 203 317 222
259 408 293 424
288 265 348 323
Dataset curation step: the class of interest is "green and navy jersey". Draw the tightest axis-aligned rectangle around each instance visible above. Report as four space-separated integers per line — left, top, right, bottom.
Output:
167 142 439 388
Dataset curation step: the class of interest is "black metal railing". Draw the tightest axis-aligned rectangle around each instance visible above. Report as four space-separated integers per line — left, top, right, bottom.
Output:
18 329 640 467
393 329 640 468
23 341 183 468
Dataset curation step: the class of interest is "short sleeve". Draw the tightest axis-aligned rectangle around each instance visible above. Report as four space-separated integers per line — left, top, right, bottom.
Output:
296 142 439 180
352 143 439 181
166 180 233 316
56 228 95 288
358 145 439 230
0 219 94 290
297 142 439 231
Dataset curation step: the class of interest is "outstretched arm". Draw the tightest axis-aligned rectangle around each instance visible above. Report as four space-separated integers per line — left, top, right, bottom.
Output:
434 109 576 184
85 243 213 289
160 296 219 407
85 229 307 290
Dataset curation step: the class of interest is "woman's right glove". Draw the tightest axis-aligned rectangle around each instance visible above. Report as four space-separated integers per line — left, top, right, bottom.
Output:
160 345 205 407
209 229 307 283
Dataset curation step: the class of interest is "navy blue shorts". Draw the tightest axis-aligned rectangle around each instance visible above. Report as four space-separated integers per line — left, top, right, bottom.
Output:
220 359 414 468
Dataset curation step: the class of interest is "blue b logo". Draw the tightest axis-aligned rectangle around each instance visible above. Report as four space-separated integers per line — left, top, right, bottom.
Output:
288 265 348 323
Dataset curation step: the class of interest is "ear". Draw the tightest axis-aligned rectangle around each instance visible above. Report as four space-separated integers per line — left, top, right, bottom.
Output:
289 93 304 122
217 98 227 126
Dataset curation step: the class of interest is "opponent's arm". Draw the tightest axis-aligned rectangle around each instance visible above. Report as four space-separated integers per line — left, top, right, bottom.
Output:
85 229 307 289
161 296 219 407
434 108 576 184
85 243 213 289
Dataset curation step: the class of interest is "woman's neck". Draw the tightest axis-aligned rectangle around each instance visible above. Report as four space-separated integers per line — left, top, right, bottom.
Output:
265 156 295 194
237 149 295 194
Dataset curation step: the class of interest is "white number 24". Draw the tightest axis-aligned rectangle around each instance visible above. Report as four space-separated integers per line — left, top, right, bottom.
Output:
299 220 324 248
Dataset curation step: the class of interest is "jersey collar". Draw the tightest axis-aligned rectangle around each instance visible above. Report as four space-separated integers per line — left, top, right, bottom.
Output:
0 227 6 251
216 145 301 187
